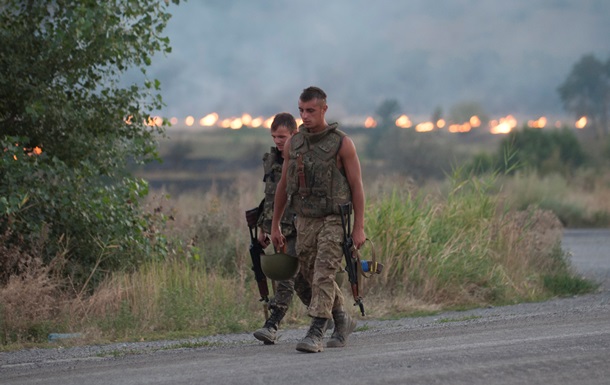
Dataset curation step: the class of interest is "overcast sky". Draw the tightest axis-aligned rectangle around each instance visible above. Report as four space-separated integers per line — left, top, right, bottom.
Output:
148 0 610 122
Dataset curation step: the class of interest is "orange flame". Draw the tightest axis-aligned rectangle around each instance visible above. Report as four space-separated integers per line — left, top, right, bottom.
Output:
250 116 263 127
395 114 412 128
200 113 219 127
448 123 471 133
364 117 377 128
575 116 587 129
230 118 243 130
527 116 547 128
241 113 253 127
489 115 517 134
469 116 481 127
185 116 195 127
415 122 434 132
263 116 274 129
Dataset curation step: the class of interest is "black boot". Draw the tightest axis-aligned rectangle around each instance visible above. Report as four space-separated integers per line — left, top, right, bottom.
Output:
253 307 286 345
327 309 357 348
296 317 329 353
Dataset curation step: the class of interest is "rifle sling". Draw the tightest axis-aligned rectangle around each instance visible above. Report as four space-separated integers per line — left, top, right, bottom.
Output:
355 238 378 279
297 153 308 196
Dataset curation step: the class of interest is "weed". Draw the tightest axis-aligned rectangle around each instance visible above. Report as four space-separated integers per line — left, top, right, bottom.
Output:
543 274 598 296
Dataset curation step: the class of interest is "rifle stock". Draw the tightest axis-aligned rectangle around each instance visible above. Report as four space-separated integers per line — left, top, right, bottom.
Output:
339 202 365 316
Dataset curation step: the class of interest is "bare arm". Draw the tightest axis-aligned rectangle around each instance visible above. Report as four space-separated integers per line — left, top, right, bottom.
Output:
339 136 366 249
270 139 291 251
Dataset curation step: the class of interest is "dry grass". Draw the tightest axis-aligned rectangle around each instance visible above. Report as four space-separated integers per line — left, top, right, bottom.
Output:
501 170 610 227
0 170 601 349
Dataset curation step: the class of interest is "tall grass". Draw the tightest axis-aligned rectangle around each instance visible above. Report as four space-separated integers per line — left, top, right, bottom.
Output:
0 171 597 348
85 259 259 340
363 171 582 310
502 170 610 227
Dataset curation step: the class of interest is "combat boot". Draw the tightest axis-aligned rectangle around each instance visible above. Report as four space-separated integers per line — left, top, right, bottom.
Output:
253 307 286 345
296 317 328 353
326 308 357 348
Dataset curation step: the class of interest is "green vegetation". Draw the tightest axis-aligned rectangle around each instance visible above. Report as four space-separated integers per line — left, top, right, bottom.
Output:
558 53 610 139
0 5 607 351
501 171 610 228
1 170 598 349
364 170 591 309
0 0 181 289
468 126 587 176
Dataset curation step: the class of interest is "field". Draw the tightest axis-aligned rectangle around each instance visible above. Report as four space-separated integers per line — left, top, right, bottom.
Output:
2 124 609 349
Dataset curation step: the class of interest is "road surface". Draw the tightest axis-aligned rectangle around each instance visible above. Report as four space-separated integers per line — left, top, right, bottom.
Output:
1 229 609 385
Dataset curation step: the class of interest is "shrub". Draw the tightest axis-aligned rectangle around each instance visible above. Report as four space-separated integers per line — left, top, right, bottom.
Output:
499 126 587 176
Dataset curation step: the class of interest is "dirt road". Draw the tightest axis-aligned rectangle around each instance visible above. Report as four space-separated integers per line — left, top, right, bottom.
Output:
2 229 609 385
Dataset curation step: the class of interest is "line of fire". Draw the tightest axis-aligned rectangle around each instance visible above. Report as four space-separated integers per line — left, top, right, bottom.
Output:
143 113 589 134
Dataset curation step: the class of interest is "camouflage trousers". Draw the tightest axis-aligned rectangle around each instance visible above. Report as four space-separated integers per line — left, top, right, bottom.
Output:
295 215 345 319
270 235 311 312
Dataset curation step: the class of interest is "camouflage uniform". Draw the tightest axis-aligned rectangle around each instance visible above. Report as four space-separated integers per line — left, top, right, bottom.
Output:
257 147 310 312
285 123 352 319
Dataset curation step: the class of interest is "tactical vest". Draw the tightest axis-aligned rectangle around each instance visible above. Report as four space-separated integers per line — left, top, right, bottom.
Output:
286 123 352 217
257 147 296 237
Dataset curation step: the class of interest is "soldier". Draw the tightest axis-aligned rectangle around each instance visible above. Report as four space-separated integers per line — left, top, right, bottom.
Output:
271 86 366 353
253 112 312 344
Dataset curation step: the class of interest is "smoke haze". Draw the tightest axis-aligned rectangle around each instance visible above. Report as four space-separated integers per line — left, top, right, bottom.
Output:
149 0 610 121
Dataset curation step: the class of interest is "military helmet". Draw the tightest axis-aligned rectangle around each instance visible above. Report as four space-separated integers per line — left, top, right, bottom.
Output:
261 250 298 281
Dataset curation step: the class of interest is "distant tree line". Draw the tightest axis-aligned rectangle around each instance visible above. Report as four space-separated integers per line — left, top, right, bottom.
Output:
558 54 610 140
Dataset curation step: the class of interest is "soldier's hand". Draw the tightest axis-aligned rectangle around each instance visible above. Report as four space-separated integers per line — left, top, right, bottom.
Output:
352 228 366 250
257 230 270 247
270 226 285 251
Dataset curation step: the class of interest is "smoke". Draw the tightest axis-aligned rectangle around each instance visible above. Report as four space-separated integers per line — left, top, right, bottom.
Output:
149 0 610 121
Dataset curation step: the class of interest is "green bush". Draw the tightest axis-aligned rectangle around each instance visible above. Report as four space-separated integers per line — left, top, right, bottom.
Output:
499 126 587 176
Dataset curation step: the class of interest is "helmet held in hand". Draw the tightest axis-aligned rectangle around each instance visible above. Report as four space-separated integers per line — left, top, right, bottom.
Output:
261 247 298 281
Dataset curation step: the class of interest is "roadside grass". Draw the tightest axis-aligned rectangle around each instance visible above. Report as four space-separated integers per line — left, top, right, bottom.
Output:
542 273 599 296
437 315 482 323
0 171 601 350
501 170 610 228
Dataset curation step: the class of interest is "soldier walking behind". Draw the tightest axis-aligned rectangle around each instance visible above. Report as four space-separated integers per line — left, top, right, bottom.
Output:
271 86 367 353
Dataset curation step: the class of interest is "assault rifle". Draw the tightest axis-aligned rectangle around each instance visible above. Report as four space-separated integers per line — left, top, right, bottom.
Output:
339 202 365 316
245 200 270 303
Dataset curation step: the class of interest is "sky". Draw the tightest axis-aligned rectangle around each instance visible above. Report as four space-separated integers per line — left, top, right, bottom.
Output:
148 0 610 123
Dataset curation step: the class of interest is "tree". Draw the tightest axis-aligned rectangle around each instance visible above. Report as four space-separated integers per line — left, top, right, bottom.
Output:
0 1 181 287
448 101 488 127
367 99 401 157
558 54 610 139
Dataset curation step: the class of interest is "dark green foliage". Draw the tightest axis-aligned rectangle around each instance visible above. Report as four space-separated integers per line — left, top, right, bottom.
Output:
466 126 587 177
543 274 597 296
500 126 586 175
0 1 181 288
